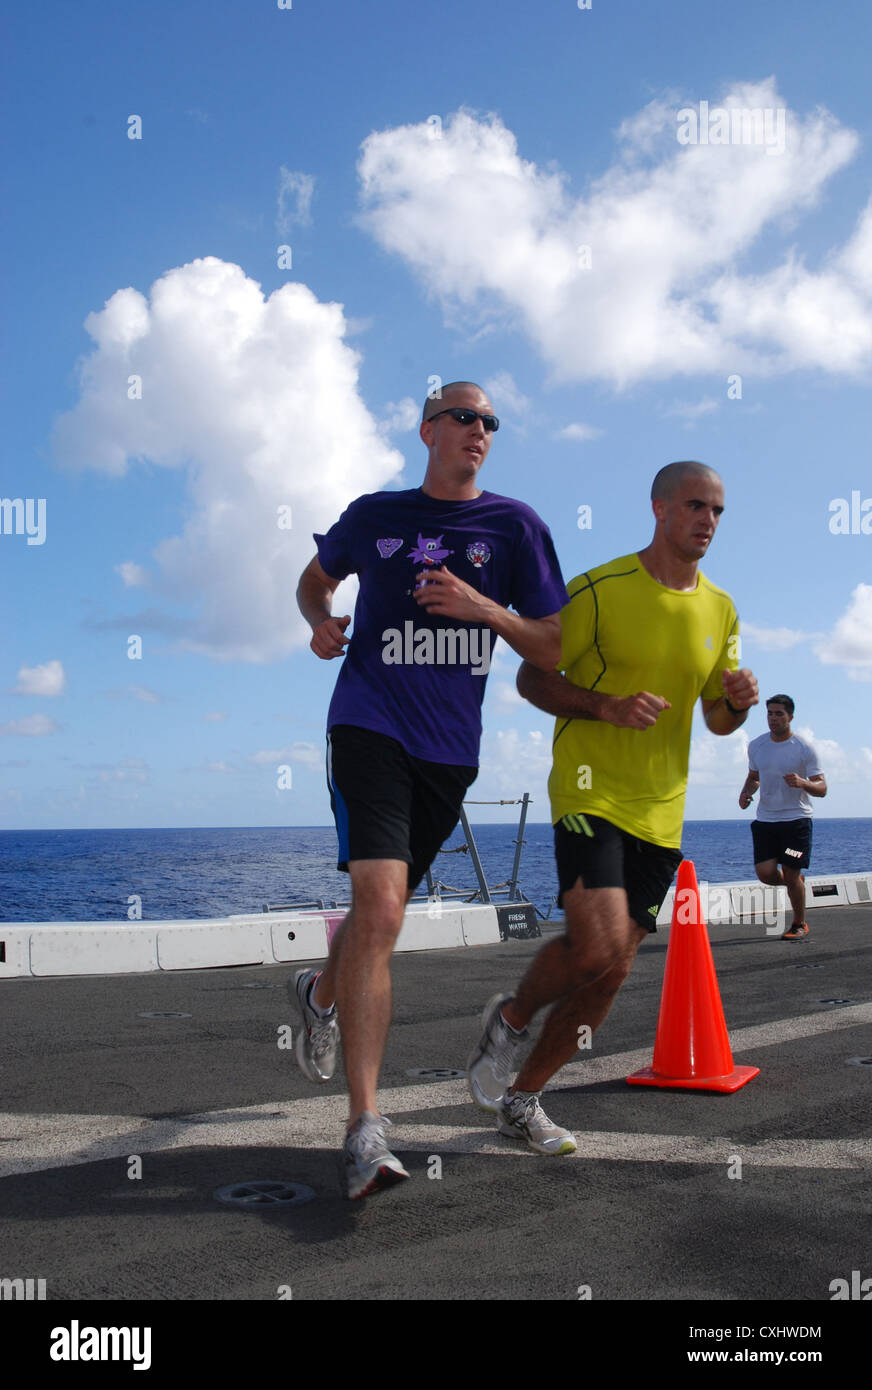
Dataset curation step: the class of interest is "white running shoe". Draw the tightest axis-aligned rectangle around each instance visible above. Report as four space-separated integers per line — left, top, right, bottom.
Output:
497 1090 577 1155
291 968 339 1083
344 1112 410 1200
467 993 530 1112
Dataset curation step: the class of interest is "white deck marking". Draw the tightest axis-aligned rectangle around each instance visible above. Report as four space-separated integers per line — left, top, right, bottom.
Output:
1 1003 870 1179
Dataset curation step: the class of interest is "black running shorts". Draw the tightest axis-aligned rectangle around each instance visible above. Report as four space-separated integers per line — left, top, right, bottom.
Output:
327 724 478 892
751 817 813 871
554 813 682 933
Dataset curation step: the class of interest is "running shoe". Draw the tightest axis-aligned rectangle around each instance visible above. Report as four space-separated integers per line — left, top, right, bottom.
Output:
291 968 339 1082
344 1112 410 1200
467 993 530 1113
781 922 810 940
497 1090 577 1155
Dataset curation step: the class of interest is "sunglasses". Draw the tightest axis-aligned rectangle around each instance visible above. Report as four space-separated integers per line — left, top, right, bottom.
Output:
426 407 500 432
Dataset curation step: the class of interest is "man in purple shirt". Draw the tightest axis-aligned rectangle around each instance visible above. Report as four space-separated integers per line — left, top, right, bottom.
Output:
294 380 567 1198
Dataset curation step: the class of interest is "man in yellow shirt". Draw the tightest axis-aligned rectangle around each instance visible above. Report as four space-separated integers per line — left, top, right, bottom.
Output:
467 461 759 1153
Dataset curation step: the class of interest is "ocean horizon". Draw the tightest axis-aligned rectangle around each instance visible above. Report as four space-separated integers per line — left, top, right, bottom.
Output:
2 818 869 924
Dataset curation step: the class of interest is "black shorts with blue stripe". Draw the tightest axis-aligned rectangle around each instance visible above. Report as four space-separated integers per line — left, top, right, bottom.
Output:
327 724 477 892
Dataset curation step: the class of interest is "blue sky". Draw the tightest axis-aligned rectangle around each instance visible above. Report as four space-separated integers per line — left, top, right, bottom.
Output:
2 0 871 830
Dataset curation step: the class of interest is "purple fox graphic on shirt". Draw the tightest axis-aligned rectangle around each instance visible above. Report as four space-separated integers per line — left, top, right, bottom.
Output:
407 533 453 565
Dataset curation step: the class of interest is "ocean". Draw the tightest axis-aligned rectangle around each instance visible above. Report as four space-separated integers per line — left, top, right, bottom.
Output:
1 819 870 923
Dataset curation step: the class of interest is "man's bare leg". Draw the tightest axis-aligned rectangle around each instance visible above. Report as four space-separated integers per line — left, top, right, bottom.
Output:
754 858 782 890
782 866 806 923
503 884 647 1093
756 858 805 920
319 858 408 1127
311 913 351 1009
313 887 414 1011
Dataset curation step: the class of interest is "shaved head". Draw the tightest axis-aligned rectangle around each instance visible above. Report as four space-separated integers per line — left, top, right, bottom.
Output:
422 381 486 421
651 460 721 502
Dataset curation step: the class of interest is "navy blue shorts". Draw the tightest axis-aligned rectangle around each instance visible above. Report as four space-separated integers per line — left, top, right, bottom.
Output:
327 725 477 892
751 817 813 871
554 813 682 933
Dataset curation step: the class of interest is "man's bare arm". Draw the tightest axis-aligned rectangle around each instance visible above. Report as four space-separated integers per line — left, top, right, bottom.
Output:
486 610 561 671
703 668 759 735
784 772 827 797
413 567 561 670
297 555 351 660
516 662 670 729
738 769 759 809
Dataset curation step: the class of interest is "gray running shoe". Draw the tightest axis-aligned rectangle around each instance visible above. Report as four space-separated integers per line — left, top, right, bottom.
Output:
291 968 339 1083
344 1112 410 1200
497 1090 577 1155
467 993 530 1112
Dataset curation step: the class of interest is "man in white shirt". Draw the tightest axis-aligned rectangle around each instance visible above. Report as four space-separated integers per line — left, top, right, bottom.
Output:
739 694 827 939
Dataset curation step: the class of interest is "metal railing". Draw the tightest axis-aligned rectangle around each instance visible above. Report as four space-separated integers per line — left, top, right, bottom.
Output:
262 793 535 914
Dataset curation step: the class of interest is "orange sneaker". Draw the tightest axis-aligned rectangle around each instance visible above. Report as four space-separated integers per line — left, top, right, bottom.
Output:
782 922 809 939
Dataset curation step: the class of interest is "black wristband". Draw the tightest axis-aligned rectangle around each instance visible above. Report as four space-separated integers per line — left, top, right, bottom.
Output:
724 697 745 716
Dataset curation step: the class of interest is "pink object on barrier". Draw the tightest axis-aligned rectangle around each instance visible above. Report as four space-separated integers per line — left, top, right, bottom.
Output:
324 911 346 950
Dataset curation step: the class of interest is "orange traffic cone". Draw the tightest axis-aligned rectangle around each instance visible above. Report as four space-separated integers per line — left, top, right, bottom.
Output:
627 859 759 1092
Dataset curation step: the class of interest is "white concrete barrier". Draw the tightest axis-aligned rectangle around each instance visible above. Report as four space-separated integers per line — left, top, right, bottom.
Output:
654 873 872 929
265 914 331 963
0 928 32 979
844 874 872 906
395 905 466 952
30 926 158 977
156 920 271 971
656 880 786 929
805 875 851 909
703 883 737 925
730 883 788 922
0 903 505 977
656 888 675 928
1 878 868 978
461 905 502 947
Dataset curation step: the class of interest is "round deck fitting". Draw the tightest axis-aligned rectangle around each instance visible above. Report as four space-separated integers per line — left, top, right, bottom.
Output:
214 1180 315 1207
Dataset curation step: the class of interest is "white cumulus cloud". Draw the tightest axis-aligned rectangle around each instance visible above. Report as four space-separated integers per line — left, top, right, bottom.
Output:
52 257 405 662
688 726 749 787
379 396 419 433
357 84 869 388
815 584 872 680
742 622 818 652
276 168 315 236
13 660 66 696
96 759 149 784
663 397 719 421
476 727 551 802
482 370 531 416
492 680 525 707
0 714 61 737
116 562 149 588
555 423 603 442
792 727 867 782
249 741 322 769
127 685 162 704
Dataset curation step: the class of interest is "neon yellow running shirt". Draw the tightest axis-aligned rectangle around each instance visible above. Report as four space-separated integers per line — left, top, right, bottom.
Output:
549 554 740 847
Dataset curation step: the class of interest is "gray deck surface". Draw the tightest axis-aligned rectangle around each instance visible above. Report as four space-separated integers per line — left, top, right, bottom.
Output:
1 906 870 1328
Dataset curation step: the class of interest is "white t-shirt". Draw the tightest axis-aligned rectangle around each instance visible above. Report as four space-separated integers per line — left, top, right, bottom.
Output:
748 732 822 822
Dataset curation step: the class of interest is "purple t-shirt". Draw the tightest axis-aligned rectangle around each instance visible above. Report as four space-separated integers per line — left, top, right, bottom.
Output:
314 487 567 765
